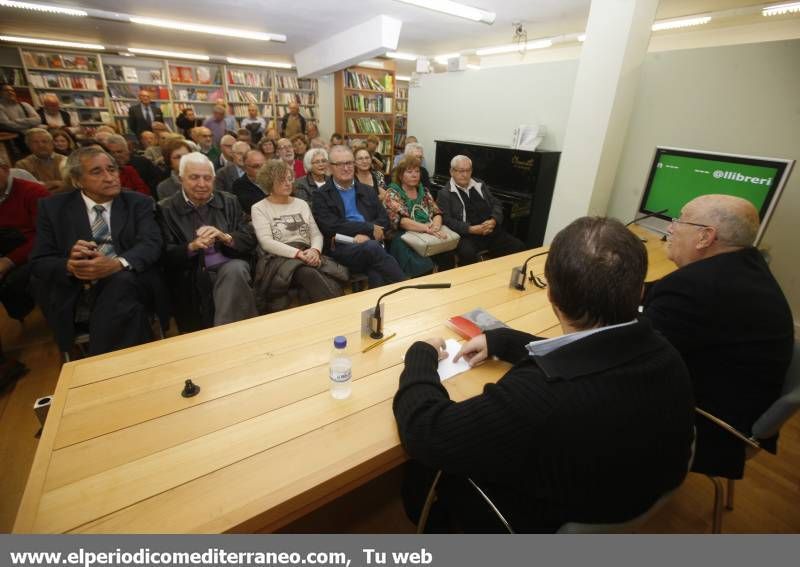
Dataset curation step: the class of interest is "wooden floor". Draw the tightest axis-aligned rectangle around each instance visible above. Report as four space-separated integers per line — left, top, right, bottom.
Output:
1 309 798 534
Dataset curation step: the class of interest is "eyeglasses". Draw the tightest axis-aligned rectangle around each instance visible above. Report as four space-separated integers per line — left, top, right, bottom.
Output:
311 159 328 165
329 161 355 168
670 217 711 229
451 168 472 174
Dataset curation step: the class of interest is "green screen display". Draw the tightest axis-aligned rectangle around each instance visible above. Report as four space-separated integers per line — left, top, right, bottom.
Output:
642 152 781 219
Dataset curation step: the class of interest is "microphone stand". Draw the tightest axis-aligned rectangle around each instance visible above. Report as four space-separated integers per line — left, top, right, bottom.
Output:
370 283 452 339
511 251 550 291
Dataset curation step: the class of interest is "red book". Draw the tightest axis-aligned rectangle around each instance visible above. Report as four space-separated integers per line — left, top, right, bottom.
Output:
446 308 508 340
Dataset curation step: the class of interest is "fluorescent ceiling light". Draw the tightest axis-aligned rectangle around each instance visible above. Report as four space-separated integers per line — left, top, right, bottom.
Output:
393 0 495 25
386 51 418 61
227 57 293 69
651 15 711 31
434 52 460 64
0 0 86 16
396 75 411 81
129 16 286 42
476 39 552 56
128 48 209 61
0 34 103 49
359 60 385 69
577 34 586 42
466 64 480 70
762 2 800 16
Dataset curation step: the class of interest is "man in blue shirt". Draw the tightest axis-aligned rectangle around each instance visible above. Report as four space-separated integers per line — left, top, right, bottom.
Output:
311 145 405 287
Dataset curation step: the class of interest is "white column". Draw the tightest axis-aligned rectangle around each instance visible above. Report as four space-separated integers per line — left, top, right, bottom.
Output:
544 0 659 242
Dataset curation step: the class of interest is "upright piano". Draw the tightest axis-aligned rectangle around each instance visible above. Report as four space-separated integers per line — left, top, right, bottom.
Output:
431 140 560 247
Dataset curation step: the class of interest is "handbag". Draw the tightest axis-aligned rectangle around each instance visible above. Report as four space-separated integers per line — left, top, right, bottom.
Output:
400 225 460 257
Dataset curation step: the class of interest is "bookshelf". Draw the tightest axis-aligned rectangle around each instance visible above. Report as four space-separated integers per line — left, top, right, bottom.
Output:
224 66 273 126
334 64 396 167
103 55 171 134
394 80 408 156
274 72 318 125
168 62 225 121
19 48 110 129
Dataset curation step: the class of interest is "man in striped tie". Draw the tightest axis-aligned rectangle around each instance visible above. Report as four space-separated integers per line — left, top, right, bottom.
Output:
31 146 167 356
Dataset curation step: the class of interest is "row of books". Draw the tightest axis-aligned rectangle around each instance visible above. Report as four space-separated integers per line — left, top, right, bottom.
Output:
396 87 409 99
169 65 222 85
0 67 26 86
395 116 407 130
228 89 269 103
227 70 268 87
104 65 165 84
343 94 391 113
277 92 316 105
393 132 406 148
278 106 316 119
110 100 133 116
28 73 102 90
108 84 170 100
345 117 391 135
68 109 111 124
344 71 388 91
274 75 317 90
22 51 99 72
172 87 225 102
395 100 408 113
351 137 391 155
53 93 105 108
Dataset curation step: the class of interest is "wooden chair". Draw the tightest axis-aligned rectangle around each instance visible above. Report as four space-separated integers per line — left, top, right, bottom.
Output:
695 341 800 533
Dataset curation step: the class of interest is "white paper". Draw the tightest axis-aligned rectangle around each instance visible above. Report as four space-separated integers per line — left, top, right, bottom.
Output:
438 339 471 381
334 233 354 244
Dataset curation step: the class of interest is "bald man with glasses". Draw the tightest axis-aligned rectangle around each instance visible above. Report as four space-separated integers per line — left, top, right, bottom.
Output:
643 194 793 480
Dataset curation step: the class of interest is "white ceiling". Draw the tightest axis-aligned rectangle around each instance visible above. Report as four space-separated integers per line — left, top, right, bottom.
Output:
0 0 783 70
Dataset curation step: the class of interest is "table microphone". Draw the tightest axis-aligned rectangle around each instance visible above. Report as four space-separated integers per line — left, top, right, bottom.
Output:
369 284 452 339
510 251 550 291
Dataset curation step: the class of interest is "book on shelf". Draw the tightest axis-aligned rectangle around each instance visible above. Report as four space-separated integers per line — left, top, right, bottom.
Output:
345 117 391 135
104 65 121 81
33 53 48 68
344 70 387 91
99 111 111 123
122 66 139 82
446 308 509 340
62 55 77 70
196 66 212 84
149 69 164 84
0 67 26 86
47 54 64 69
396 87 409 99
227 70 267 87
343 93 387 113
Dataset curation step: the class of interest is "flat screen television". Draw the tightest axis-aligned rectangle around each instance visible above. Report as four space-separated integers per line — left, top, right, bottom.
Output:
634 146 794 245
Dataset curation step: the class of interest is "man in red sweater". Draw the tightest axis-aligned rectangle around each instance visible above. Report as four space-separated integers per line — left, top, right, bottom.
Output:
103 135 152 197
0 158 49 389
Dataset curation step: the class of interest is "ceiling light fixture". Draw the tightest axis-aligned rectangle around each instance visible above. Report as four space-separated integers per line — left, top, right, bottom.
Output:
127 47 209 61
393 0 495 25
0 0 86 16
386 51 419 61
396 75 411 81
434 52 461 64
577 34 586 42
476 38 552 56
0 34 103 49
651 15 712 31
762 2 800 16
466 64 480 70
358 60 385 69
226 57 293 69
129 16 286 42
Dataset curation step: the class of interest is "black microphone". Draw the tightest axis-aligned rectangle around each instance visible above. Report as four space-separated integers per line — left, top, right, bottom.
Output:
370 283 452 339
510 251 550 291
625 208 669 227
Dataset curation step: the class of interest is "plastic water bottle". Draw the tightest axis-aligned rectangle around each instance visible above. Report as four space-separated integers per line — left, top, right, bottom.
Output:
329 336 352 399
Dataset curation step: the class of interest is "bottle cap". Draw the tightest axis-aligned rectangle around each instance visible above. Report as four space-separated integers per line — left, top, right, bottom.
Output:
334 335 347 349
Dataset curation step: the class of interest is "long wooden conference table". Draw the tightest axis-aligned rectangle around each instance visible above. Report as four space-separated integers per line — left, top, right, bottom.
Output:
14 227 674 533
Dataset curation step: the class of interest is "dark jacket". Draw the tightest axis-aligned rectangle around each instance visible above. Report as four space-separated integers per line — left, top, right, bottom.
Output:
394 319 695 532
36 107 72 128
311 178 390 252
435 178 504 236
30 190 165 351
293 173 328 204
280 113 306 136
230 175 265 217
157 191 256 332
644 247 794 478
128 103 164 137
129 153 167 194
176 115 203 138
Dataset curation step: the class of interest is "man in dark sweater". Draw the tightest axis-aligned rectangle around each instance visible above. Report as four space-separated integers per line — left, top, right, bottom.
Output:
394 217 695 532
643 195 793 479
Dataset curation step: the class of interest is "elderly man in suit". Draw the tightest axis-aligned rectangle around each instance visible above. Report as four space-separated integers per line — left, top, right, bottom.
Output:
643 194 794 479
30 146 166 355
214 140 248 194
14 128 67 193
395 217 695 532
127 90 164 137
36 94 72 130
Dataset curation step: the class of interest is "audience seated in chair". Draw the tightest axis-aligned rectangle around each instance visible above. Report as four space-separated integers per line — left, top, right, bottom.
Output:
156 139 191 201
103 134 152 197
293 148 329 203
312 145 406 288
230 149 267 217
214 141 249 194
30 146 167 356
14 128 67 194
394 217 695 532
643 194 794 480
157 152 258 333
436 154 525 265
251 159 345 313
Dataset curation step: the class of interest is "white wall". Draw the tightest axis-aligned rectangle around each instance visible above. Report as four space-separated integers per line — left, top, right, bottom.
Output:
406 59 579 169
316 74 335 139
607 38 800 319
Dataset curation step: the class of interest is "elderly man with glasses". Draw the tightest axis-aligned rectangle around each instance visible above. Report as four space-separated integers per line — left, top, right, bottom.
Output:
311 145 405 288
643 194 793 480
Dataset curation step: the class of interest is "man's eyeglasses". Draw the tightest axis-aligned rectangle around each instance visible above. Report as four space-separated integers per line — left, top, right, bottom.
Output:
451 168 472 174
670 217 711 229
329 161 354 168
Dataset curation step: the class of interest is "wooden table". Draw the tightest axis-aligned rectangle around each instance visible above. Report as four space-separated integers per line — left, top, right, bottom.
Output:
14 227 674 533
